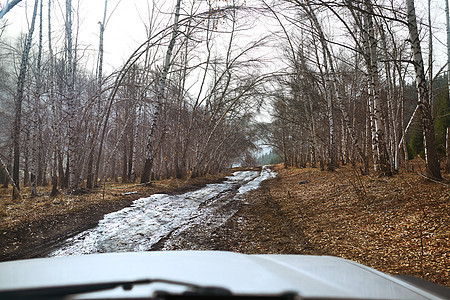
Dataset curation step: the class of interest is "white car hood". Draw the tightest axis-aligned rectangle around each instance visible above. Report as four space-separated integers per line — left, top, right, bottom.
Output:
0 251 442 299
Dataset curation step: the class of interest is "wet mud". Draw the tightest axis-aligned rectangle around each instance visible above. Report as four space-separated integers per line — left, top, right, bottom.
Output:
49 167 276 256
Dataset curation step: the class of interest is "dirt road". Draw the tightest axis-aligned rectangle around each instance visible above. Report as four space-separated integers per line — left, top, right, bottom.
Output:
49 166 276 256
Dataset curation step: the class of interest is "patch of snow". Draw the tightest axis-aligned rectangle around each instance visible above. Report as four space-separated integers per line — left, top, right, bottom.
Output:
120 191 138 196
238 166 276 194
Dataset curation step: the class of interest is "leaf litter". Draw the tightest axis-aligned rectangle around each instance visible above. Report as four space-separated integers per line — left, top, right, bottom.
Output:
210 163 449 288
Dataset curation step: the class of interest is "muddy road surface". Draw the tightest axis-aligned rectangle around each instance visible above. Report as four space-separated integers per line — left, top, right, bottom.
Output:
50 167 276 256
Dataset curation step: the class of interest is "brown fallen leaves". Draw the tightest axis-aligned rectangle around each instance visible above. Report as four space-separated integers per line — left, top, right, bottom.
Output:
222 162 449 287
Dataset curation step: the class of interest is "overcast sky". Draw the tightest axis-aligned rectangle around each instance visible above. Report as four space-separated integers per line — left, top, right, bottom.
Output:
1 0 171 73
1 0 449 77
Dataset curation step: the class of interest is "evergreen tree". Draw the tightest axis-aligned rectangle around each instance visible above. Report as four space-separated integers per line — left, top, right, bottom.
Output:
433 76 450 157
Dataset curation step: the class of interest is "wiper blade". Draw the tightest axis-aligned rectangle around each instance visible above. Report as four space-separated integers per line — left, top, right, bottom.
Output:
155 290 299 300
0 278 228 299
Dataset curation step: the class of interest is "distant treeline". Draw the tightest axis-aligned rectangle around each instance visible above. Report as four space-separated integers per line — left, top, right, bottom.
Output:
257 151 283 166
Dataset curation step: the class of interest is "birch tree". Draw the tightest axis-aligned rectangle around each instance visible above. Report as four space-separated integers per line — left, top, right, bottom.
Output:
406 0 442 180
30 0 43 197
141 0 181 183
447 127 450 173
446 0 450 104
64 0 78 190
12 0 39 199
364 1 392 176
446 0 450 175
297 4 337 171
86 0 108 189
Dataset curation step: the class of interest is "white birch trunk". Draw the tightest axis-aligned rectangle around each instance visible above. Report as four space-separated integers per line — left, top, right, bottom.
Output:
446 127 450 173
141 0 182 183
446 0 450 104
428 0 433 116
379 23 397 170
308 97 317 168
366 5 392 175
406 0 442 180
306 7 336 171
129 104 141 182
66 0 78 190
0 157 21 200
307 5 369 170
12 0 39 199
47 0 58 191
31 0 43 197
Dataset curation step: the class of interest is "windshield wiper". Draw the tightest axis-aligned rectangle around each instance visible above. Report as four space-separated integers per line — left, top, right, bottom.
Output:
0 278 231 299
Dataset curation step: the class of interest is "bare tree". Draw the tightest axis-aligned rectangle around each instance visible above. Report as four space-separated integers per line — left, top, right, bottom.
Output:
86 0 108 189
446 127 450 173
65 0 78 190
406 0 442 180
0 0 22 19
12 0 39 199
428 0 433 116
447 0 450 104
141 0 182 183
30 0 43 197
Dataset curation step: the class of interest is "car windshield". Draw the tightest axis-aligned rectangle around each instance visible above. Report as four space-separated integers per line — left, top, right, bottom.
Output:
0 0 449 299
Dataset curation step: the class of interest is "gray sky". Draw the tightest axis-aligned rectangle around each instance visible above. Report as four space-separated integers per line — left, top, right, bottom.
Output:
1 0 168 73
1 0 449 79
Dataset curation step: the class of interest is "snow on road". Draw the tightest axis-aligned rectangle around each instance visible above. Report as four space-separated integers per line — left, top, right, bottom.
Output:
50 166 276 256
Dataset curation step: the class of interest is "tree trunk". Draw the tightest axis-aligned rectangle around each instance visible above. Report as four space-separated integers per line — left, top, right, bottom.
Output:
306 5 369 171
428 0 433 116
324 64 336 171
141 0 182 183
64 155 69 188
23 129 29 187
365 3 392 176
400 81 409 171
308 98 317 168
57 151 65 189
406 0 442 180
446 1 450 174
31 0 43 197
66 0 78 190
50 175 59 197
446 0 450 106
48 0 58 190
129 105 140 182
307 15 336 171
446 127 450 173
31 118 37 197
12 0 39 199
122 135 128 183
380 24 397 171
89 2 108 189
0 157 21 199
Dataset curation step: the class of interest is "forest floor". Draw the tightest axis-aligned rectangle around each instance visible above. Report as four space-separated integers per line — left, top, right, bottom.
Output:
208 162 450 288
0 161 449 288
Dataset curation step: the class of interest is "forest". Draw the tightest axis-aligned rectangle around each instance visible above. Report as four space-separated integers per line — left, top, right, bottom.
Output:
0 0 449 199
